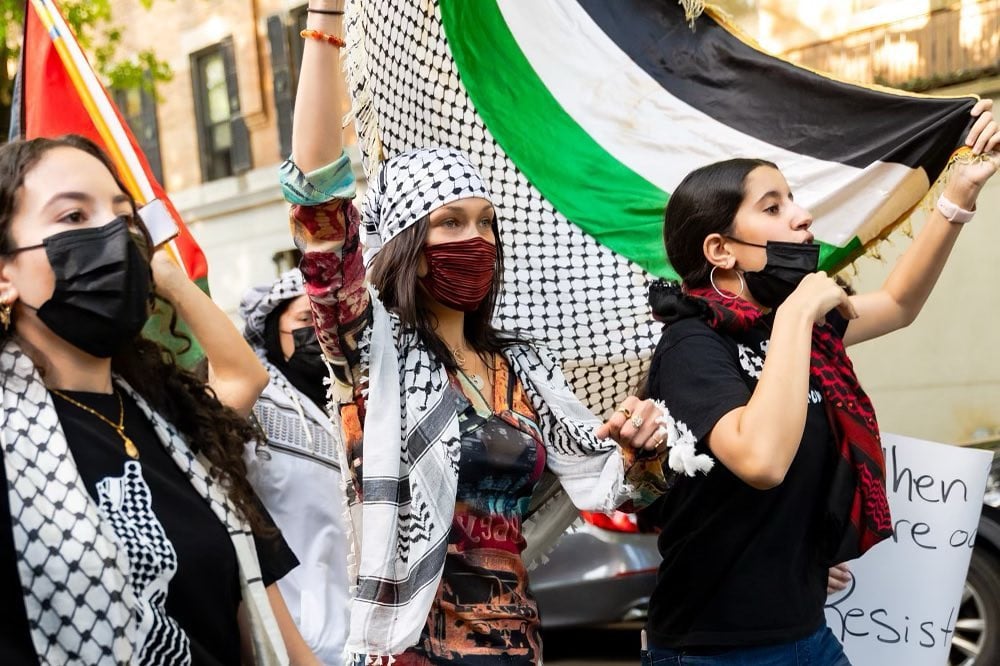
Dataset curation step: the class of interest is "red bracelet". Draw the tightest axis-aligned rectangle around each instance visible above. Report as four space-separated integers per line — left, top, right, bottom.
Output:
300 29 345 48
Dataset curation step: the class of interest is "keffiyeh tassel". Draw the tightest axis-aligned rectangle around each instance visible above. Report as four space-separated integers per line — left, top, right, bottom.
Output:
654 400 715 476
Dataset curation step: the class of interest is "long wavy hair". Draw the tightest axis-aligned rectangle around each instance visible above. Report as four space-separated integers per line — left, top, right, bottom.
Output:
367 215 527 372
0 135 267 531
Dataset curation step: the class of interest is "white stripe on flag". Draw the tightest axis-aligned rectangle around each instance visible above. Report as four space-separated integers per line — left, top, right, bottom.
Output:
495 0 929 246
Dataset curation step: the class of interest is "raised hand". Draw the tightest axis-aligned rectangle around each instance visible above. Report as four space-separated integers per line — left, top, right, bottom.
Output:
953 98 1000 194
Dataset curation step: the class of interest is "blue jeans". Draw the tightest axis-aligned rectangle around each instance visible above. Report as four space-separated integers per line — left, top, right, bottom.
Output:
641 625 851 666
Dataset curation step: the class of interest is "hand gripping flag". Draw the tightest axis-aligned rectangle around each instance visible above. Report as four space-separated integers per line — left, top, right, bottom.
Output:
346 0 976 414
12 0 209 366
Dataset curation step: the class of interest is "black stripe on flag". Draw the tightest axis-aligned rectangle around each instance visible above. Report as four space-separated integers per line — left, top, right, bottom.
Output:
577 0 975 176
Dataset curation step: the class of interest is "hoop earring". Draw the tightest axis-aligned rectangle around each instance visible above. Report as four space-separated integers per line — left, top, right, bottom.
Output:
709 265 745 300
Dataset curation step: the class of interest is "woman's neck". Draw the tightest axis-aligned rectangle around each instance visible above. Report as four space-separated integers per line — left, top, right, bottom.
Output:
14 320 114 393
428 300 468 352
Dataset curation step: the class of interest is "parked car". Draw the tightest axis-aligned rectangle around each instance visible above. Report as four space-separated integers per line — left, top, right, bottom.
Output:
532 509 658 629
535 444 1000 666
952 440 1000 666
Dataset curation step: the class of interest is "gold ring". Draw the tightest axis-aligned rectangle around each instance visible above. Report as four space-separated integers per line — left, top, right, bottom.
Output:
617 408 632 419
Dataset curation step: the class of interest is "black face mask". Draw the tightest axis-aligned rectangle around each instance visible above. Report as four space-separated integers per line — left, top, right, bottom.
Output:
283 326 329 408
10 216 152 358
729 238 820 309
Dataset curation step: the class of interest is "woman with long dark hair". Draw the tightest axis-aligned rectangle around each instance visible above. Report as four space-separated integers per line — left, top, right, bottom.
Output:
0 134 318 665
283 3 674 664
640 102 999 664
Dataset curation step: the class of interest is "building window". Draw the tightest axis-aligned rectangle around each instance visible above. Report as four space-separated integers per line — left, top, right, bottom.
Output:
191 38 252 181
113 80 164 184
290 4 309 88
267 5 308 158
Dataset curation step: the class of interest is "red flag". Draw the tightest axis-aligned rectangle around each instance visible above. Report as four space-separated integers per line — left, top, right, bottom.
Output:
17 0 208 287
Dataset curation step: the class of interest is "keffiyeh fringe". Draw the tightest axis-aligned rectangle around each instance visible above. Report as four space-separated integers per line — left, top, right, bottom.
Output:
345 0 385 173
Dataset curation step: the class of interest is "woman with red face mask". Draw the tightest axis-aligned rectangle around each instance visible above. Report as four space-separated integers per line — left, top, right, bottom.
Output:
0 135 320 665
284 4 679 664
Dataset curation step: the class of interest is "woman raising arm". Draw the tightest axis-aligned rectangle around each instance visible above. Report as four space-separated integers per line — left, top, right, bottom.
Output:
282 3 675 663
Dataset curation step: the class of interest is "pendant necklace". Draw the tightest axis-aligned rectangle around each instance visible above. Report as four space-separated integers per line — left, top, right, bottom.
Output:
450 346 486 391
51 388 140 459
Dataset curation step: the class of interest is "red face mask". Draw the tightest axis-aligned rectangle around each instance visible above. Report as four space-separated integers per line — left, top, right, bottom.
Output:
420 237 497 312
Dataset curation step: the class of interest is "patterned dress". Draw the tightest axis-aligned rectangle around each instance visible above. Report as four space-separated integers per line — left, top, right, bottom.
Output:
398 364 547 665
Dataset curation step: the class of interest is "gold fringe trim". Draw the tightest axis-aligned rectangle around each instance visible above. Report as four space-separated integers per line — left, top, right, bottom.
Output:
679 0 706 27
835 146 988 280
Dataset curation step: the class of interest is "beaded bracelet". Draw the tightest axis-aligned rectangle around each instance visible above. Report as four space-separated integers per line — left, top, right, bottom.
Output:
300 29 346 48
307 7 344 15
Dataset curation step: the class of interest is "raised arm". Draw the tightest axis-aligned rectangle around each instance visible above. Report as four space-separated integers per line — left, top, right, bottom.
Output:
281 0 370 409
292 1 346 172
844 99 1000 346
151 248 268 417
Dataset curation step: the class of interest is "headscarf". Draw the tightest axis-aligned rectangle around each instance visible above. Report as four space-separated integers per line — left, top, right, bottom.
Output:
241 270 327 409
361 147 492 266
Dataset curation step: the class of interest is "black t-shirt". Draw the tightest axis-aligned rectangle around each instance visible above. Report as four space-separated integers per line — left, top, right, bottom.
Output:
644 313 847 650
0 389 298 665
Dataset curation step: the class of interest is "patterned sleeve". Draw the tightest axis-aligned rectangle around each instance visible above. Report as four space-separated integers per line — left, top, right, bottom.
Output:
617 447 671 512
280 153 371 410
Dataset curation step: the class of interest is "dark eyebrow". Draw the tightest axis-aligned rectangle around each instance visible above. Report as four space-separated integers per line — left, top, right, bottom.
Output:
754 190 788 205
436 202 494 215
42 191 91 210
42 191 132 210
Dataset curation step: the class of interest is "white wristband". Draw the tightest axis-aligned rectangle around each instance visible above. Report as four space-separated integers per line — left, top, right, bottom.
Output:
936 194 976 224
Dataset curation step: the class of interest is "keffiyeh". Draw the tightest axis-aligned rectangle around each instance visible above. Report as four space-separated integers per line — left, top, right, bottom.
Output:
652 280 892 561
350 291 641 658
361 147 492 265
240 269 340 465
0 340 286 665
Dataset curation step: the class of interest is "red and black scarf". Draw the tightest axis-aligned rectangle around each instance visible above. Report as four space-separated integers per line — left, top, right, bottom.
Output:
682 285 893 560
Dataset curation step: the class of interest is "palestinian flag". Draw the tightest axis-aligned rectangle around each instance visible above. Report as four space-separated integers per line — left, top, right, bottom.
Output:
345 0 976 412
12 0 209 366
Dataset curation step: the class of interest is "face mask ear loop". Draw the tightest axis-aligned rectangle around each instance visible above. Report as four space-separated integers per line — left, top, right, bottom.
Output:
1 242 45 257
709 265 745 300
724 236 768 249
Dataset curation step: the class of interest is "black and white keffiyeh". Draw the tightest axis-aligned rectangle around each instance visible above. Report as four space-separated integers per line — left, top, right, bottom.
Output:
345 289 641 660
242 269 350 663
285 142 664 661
361 146 492 266
240 269 341 471
0 340 287 665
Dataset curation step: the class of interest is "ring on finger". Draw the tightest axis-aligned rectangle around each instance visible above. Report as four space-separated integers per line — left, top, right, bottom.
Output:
618 408 632 419
631 415 644 428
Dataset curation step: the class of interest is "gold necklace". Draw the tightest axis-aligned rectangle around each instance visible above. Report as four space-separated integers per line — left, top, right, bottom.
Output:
449 345 486 391
50 389 140 459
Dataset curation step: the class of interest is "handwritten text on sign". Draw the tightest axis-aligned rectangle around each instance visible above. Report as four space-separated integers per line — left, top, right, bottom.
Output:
824 434 992 666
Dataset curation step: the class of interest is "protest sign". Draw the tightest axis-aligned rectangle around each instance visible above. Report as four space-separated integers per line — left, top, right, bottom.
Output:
825 434 993 665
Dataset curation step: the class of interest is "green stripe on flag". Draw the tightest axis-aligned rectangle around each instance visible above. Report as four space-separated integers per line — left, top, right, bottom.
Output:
819 237 863 274
440 0 676 279
440 0 856 279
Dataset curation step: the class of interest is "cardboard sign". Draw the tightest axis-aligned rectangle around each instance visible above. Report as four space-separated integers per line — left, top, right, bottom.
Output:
825 434 993 665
